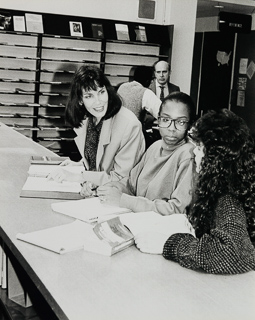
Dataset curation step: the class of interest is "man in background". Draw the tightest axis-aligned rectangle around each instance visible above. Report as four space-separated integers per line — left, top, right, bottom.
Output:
149 60 180 101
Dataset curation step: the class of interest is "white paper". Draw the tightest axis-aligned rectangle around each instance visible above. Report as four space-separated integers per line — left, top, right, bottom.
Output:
17 220 93 254
51 197 131 223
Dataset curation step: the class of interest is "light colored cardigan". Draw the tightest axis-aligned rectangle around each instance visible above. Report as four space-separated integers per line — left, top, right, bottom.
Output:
74 106 145 186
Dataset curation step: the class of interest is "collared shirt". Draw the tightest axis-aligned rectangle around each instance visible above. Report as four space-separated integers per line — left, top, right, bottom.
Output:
156 81 169 99
84 117 103 171
142 88 161 119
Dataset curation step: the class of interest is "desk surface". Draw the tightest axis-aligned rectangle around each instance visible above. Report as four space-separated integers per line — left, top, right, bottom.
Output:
0 122 255 320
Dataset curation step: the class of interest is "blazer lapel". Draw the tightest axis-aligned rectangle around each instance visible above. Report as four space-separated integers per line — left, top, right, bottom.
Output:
74 119 89 169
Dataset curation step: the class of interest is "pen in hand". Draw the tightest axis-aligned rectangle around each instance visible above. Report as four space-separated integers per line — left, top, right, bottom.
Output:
91 186 98 197
80 182 98 197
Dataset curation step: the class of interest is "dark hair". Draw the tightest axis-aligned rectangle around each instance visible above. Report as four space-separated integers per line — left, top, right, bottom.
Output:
159 91 196 126
65 65 121 127
189 109 255 241
133 66 153 88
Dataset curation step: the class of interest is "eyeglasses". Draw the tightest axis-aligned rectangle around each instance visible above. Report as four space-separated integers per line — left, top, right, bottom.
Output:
158 117 189 130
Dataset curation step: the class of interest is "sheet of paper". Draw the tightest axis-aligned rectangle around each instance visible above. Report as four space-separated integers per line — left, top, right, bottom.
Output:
16 220 93 254
51 197 131 223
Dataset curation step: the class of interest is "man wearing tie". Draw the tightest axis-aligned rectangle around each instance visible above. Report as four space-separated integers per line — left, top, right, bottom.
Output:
149 60 180 101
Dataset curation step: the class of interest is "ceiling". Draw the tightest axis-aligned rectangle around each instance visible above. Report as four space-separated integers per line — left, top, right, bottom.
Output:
197 0 255 18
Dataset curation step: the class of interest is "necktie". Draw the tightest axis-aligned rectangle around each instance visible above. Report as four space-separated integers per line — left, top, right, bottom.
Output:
160 86 164 101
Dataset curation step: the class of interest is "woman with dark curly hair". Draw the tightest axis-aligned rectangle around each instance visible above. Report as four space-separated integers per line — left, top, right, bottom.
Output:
48 65 145 193
135 109 255 274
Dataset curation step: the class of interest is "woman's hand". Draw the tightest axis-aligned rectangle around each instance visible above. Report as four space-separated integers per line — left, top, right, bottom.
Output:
135 214 195 254
80 182 98 198
47 167 83 183
60 159 83 167
97 184 122 206
135 232 170 254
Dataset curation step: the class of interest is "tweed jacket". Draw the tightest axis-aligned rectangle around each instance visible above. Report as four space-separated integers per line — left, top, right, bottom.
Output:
163 194 255 274
74 106 145 186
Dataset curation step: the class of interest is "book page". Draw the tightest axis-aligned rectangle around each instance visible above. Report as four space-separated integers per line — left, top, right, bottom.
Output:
16 220 93 254
22 177 81 193
51 197 131 223
28 164 84 177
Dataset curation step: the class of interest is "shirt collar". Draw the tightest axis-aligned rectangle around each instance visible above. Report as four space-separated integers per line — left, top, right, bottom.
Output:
156 81 166 89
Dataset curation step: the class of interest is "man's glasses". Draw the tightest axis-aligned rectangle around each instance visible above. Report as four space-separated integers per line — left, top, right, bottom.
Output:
158 117 189 130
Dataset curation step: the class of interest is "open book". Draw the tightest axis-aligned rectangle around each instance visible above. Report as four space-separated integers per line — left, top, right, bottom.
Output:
16 211 163 256
20 158 85 200
51 197 131 223
83 211 163 256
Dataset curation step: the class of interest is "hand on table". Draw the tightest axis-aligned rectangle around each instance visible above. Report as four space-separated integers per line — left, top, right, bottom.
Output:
97 184 122 206
135 214 195 254
80 181 98 197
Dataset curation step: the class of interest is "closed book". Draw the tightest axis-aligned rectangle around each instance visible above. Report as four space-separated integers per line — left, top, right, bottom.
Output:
91 23 104 38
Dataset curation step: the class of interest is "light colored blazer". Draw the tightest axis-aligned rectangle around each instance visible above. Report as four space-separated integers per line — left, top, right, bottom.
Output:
74 106 145 186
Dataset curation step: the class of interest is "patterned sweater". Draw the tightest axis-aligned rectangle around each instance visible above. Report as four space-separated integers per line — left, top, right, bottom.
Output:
163 194 255 274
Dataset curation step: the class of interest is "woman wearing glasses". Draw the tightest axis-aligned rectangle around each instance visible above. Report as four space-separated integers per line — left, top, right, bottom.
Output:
96 92 196 216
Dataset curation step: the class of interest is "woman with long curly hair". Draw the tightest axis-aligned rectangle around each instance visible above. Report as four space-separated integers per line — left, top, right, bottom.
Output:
135 109 255 274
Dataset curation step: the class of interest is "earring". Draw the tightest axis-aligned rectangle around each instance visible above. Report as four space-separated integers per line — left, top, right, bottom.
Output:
79 101 83 106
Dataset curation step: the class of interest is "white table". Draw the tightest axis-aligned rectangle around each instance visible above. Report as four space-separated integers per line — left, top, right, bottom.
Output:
0 123 254 320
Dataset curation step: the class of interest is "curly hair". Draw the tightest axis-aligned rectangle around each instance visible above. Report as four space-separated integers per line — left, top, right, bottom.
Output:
65 65 121 128
189 109 255 241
